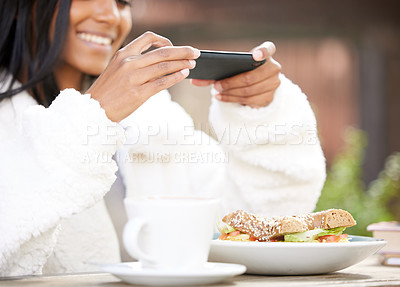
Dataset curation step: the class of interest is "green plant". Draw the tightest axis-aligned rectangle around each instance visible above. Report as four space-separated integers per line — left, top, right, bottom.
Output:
315 127 400 236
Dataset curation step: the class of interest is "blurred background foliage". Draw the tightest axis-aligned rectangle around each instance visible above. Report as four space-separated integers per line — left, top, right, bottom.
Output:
315 128 400 236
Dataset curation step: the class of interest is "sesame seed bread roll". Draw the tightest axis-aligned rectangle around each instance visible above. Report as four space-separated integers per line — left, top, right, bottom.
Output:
222 209 356 242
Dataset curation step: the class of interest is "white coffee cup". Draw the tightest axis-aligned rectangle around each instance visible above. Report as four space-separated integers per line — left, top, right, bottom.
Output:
123 196 220 270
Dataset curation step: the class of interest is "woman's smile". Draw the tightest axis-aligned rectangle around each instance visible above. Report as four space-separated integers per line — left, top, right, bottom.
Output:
76 32 114 47
55 0 132 84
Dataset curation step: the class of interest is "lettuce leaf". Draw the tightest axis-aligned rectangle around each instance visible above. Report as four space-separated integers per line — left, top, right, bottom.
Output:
284 227 346 242
216 220 236 234
316 226 346 237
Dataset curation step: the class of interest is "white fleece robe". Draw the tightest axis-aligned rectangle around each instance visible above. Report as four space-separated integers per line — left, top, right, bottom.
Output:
0 74 326 276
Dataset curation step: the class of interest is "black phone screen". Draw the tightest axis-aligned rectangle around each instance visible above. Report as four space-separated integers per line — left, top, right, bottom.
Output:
187 50 266 81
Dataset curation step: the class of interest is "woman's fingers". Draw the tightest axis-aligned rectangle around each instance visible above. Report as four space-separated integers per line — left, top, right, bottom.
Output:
216 91 275 108
144 69 191 95
215 74 280 97
119 31 200 72
212 54 281 108
133 59 196 84
120 31 173 55
126 46 200 70
88 31 203 122
215 57 281 92
251 41 276 61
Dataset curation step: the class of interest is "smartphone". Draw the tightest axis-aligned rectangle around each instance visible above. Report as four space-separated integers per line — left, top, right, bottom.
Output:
187 50 266 81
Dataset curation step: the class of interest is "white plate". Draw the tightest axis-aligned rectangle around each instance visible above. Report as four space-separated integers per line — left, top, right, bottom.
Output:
99 262 246 286
208 235 386 275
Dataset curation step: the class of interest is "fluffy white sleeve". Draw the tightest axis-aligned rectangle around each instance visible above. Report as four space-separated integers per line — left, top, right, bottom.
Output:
0 89 125 276
209 74 326 217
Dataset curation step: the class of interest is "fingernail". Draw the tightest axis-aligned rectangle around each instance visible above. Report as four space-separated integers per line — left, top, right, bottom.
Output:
189 60 196 68
253 49 263 61
267 43 276 55
181 68 190 77
214 82 222 92
215 94 222 100
193 48 201 58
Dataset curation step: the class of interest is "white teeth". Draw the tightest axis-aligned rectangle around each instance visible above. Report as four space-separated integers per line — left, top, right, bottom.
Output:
77 33 112 46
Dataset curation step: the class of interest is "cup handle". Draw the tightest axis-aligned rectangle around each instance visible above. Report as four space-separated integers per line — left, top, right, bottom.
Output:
123 219 155 264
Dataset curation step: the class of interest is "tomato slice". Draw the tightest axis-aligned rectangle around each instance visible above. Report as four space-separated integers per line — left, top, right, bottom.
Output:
218 231 261 242
228 231 241 237
318 234 348 243
218 231 241 240
218 233 228 240
319 235 337 242
249 235 258 241
219 231 257 241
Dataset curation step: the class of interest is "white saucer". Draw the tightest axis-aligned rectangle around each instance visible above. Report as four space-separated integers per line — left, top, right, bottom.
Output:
99 262 246 286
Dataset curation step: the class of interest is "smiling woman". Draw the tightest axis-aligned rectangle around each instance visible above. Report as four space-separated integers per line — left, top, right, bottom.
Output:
0 0 326 278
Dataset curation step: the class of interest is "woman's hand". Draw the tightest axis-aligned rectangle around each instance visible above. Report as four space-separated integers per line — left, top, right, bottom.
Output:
191 42 281 108
87 31 200 122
